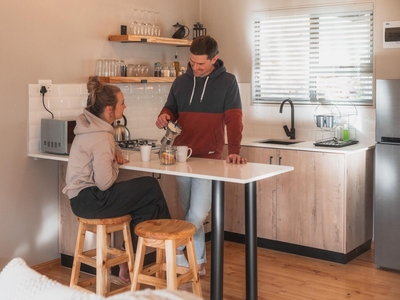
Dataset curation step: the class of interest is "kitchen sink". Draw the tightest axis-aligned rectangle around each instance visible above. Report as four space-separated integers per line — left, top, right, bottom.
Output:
254 139 303 145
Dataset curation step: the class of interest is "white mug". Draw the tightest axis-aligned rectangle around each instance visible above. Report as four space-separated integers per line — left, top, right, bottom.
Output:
140 145 152 162
176 146 192 162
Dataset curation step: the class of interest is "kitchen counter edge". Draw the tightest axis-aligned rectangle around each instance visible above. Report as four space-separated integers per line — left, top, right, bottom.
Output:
29 139 375 163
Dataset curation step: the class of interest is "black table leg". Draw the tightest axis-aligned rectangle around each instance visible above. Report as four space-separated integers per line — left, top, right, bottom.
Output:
245 181 257 300
211 180 224 300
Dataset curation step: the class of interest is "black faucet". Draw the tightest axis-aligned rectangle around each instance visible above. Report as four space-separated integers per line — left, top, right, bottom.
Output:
279 99 295 140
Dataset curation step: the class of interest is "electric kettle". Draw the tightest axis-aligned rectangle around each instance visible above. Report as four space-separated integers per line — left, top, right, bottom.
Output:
161 121 182 146
114 115 130 141
171 23 190 39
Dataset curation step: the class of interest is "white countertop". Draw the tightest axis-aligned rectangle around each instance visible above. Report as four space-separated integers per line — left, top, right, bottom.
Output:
241 137 375 154
28 151 294 184
28 137 375 178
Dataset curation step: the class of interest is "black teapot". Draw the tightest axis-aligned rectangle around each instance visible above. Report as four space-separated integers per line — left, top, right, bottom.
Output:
171 22 190 39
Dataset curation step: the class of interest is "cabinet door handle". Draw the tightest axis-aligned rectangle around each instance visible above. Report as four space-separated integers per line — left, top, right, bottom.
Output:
279 157 282 165
269 156 273 164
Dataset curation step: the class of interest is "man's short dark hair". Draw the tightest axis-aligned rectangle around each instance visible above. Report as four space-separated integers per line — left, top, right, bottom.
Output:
190 35 219 60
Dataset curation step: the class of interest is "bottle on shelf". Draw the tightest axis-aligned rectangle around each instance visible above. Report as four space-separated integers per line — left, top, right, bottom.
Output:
169 63 176 77
173 52 180 76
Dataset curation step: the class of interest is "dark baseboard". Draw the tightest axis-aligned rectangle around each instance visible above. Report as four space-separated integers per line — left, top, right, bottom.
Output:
61 231 369 270
223 231 371 264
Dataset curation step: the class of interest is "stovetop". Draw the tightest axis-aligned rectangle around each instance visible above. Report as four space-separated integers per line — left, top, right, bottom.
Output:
117 138 161 151
314 139 359 148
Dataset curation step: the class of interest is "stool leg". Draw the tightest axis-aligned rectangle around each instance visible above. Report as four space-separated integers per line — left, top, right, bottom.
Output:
122 221 135 283
131 237 146 291
165 240 178 291
156 248 165 281
186 236 202 297
96 224 108 296
70 222 86 287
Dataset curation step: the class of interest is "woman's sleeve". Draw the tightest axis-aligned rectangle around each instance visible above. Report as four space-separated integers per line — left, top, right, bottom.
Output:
91 139 119 191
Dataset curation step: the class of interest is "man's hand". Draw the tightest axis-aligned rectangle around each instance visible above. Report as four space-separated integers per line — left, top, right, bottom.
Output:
226 154 247 164
156 114 171 129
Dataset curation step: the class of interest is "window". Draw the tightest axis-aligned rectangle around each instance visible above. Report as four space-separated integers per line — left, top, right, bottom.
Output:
252 3 374 105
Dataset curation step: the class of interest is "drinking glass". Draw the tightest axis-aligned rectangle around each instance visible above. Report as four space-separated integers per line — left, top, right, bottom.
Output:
130 9 139 35
109 60 115 76
139 10 146 35
142 10 149 36
103 60 110 76
96 59 103 76
147 11 155 36
154 12 161 36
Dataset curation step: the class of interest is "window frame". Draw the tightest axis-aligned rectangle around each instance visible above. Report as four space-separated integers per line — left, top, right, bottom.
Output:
251 3 374 106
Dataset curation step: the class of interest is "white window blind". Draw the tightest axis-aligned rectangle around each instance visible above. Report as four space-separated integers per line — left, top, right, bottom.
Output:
252 3 374 105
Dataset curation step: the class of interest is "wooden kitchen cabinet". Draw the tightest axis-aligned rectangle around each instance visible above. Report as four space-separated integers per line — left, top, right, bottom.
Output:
223 146 277 240
224 145 373 256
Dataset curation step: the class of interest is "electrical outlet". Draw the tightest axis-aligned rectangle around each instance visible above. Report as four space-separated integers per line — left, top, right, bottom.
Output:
38 79 52 94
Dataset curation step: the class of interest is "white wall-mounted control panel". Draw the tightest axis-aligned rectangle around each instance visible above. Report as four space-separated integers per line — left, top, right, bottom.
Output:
383 21 400 48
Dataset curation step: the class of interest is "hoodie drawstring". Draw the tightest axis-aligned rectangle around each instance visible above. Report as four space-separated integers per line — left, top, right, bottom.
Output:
189 76 196 105
189 76 210 105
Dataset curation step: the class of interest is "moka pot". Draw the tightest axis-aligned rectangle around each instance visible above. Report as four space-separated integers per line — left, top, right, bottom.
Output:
161 121 182 146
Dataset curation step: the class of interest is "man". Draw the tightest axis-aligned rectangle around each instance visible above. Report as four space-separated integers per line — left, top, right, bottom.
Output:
155 35 247 275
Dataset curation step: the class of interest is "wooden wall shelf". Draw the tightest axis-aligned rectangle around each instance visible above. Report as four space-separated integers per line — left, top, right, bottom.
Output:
108 35 192 46
92 76 175 83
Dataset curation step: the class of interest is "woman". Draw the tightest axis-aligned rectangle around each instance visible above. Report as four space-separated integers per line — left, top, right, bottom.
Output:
62 76 171 281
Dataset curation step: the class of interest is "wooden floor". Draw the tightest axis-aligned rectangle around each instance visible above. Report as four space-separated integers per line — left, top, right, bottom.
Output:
34 241 400 300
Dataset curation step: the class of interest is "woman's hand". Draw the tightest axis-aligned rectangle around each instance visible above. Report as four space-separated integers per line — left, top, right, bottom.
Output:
114 152 129 164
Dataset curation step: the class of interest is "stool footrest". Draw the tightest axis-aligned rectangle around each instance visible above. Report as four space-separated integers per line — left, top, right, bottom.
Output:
142 263 164 275
72 277 96 289
137 274 167 289
105 254 129 268
77 254 96 268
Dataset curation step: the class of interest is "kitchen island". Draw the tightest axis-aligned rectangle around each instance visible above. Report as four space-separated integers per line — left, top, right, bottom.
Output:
29 150 293 300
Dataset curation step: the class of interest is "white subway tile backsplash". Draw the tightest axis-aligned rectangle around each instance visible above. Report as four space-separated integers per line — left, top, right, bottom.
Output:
28 82 375 154
28 83 173 153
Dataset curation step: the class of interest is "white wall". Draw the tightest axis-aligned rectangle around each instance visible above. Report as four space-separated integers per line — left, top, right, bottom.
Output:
0 0 199 269
1 0 400 269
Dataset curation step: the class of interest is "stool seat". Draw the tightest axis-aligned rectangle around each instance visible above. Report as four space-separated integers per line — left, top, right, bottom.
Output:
70 215 135 297
132 219 202 297
134 219 197 240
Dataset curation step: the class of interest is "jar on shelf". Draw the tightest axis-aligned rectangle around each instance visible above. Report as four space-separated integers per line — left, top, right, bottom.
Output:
162 64 170 77
154 62 162 77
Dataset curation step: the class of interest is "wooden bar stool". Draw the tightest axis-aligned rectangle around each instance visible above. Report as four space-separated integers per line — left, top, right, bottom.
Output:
131 219 202 297
70 215 135 297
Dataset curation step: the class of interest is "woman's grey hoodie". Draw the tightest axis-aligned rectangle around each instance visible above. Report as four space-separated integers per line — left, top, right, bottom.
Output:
62 109 121 199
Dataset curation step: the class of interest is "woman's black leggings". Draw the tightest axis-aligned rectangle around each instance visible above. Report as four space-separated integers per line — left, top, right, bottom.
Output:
70 176 171 249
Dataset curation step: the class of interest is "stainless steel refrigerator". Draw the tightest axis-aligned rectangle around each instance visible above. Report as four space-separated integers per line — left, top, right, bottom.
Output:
374 79 400 271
